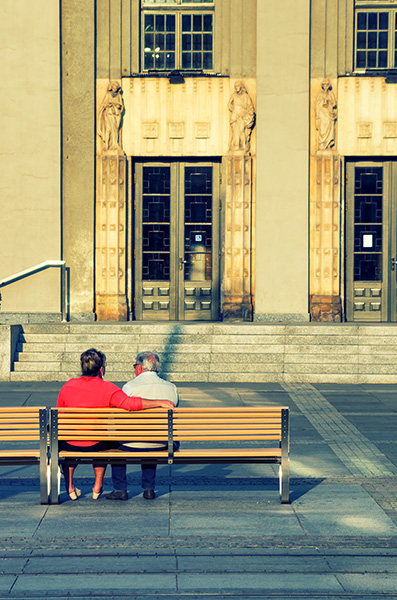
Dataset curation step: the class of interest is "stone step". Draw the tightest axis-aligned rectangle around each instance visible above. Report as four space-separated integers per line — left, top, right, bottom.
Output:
10 369 397 384
9 322 397 383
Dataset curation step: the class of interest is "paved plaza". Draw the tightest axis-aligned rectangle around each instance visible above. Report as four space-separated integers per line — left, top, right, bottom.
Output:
0 380 396 599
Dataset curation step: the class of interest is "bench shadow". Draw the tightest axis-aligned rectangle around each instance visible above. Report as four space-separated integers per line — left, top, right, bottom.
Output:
137 463 325 503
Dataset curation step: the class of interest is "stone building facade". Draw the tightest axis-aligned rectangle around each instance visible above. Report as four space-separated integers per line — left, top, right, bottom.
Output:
1 0 396 325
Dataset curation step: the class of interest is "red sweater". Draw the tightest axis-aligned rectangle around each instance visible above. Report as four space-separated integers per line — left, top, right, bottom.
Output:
57 376 143 446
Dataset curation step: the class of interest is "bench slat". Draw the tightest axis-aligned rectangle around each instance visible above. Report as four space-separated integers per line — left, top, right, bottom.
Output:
0 418 41 424
0 449 41 458
57 424 280 432
173 435 282 441
58 450 169 459
172 407 289 412
57 424 169 431
0 407 46 412
175 448 282 458
57 435 169 441
57 448 281 459
57 418 281 425
58 419 168 425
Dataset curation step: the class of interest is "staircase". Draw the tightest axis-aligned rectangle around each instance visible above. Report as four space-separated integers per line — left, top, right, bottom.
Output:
10 322 397 383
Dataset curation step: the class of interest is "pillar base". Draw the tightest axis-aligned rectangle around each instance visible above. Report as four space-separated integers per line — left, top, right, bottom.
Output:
96 295 128 321
310 295 342 322
222 302 253 322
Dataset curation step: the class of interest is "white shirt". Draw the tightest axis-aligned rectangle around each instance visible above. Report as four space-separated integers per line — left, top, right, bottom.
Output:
121 371 179 449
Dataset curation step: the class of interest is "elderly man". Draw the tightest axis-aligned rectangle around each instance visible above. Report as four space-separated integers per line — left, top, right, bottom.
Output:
106 351 179 501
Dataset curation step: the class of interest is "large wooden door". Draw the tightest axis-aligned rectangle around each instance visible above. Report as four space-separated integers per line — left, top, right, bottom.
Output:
346 161 397 321
134 161 220 321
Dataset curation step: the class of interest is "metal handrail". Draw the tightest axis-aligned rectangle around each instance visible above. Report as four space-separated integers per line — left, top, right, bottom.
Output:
0 260 68 322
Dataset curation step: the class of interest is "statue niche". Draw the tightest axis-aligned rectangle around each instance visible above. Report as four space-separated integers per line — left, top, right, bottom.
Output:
228 81 255 154
97 81 124 152
315 79 337 151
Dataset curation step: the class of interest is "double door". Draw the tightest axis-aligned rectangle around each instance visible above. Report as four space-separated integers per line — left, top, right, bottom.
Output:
346 161 397 321
134 162 220 320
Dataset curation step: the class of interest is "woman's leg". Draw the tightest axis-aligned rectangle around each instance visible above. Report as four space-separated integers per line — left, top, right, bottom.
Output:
93 465 106 493
61 462 77 494
66 466 77 493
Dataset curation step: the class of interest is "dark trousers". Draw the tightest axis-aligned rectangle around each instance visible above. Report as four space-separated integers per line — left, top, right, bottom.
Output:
110 442 179 491
60 441 109 468
111 462 156 491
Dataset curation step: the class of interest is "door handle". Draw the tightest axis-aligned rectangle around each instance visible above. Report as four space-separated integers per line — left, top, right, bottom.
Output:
179 257 188 270
392 258 396 271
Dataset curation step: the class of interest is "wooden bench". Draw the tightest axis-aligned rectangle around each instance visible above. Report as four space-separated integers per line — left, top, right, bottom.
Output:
0 407 49 504
49 406 290 504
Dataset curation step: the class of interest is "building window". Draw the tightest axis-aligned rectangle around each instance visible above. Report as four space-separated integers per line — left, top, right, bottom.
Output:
142 0 214 71
355 2 397 69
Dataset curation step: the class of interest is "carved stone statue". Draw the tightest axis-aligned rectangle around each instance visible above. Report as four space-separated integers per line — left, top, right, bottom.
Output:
315 79 337 150
228 81 255 153
97 81 124 151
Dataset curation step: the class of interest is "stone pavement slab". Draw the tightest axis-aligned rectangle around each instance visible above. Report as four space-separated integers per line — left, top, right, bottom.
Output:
0 559 27 574
175 554 331 572
11 573 177 595
22 555 177 574
337 573 397 594
169 489 301 537
176 572 343 593
0 578 15 596
292 484 397 537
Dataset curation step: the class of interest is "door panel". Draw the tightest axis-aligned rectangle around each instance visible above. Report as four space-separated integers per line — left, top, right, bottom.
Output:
346 161 397 321
134 162 219 321
179 164 219 320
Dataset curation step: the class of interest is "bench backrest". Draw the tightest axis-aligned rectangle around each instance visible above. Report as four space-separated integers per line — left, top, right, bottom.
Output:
50 406 289 447
172 407 288 443
0 407 47 442
51 407 170 443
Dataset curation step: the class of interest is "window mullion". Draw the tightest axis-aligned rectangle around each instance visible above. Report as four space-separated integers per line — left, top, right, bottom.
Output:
176 12 181 69
388 10 393 67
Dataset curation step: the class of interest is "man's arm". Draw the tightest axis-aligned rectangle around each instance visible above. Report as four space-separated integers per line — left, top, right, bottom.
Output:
141 399 175 410
110 390 174 411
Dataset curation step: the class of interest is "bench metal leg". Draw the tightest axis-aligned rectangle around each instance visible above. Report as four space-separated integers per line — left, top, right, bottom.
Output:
280 408 290 503
39 409 49 504
279 462 289 504
49 409 60 504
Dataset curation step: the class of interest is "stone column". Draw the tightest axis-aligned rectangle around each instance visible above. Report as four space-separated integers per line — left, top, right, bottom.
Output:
222 155 253 321
95 150 128 321
310 79 341 322
62 0 96 321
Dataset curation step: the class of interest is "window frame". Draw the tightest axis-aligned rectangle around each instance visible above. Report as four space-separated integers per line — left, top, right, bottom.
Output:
141 0 215 73
354 1 397 71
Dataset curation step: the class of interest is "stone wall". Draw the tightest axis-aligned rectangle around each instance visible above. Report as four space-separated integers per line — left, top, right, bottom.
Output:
0 0 61 315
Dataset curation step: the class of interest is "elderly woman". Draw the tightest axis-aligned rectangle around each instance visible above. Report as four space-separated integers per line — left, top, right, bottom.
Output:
57 348 174 501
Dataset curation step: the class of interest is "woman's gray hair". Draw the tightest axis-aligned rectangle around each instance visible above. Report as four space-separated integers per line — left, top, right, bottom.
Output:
135 351 160 372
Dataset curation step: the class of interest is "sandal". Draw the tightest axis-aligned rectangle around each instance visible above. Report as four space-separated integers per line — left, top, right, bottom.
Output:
68 488 82 501
92 487 103 500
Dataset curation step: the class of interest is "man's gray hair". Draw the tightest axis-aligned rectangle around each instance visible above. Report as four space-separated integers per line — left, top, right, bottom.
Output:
135 351 160 372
